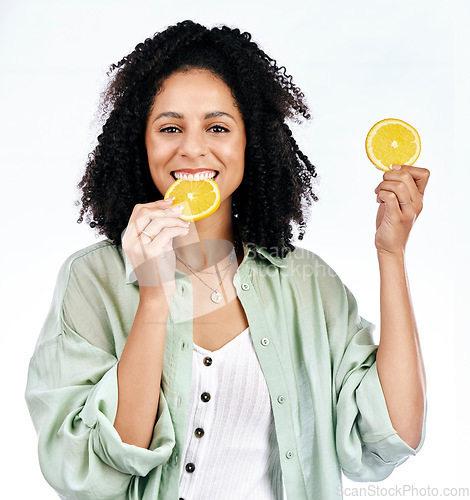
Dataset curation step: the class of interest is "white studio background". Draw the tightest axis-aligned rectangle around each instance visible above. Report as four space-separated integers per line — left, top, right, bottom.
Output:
1 0 468 498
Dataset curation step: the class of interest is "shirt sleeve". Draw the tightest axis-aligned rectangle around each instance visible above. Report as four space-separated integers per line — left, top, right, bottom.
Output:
332 286 426 482
25 254 176 499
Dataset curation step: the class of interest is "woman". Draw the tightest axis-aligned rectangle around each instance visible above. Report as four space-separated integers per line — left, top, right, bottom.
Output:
26 20 428 500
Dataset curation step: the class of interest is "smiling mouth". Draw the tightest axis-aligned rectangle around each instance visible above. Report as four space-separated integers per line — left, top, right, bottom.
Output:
171 170 219 181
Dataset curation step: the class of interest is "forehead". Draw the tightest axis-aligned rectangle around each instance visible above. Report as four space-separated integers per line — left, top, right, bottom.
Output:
154 69 237 109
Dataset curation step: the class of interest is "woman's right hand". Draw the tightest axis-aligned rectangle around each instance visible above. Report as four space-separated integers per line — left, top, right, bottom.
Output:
122 198 189 302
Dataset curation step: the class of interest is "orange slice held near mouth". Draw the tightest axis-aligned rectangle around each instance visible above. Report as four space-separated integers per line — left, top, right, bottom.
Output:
365 118 421 171
164 178 221 222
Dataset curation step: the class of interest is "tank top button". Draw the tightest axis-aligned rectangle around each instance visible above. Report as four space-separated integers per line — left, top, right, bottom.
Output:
203 356 212 366
185 462 195 473
201 392 211 403
194 427 205 438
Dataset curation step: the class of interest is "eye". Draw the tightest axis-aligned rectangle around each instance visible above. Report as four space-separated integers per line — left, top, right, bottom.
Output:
160 126 181 133
209 125 229 133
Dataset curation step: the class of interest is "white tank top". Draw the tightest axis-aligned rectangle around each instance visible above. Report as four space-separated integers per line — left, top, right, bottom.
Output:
178 327 286 500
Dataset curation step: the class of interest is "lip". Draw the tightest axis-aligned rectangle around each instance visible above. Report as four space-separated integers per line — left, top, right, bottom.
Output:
170 169 219 180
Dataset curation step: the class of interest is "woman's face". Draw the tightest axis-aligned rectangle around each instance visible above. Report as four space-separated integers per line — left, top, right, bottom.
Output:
145 69 246 210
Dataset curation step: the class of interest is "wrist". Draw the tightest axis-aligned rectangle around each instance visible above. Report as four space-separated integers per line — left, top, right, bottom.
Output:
139 286 172 309
377 248 405 262
377 249 407 279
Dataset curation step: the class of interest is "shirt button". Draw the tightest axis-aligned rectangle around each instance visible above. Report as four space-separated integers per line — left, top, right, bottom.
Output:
175 454 179 464
177 397 182 407
261 338 270 346
203 356 212 366
185 463 195 473
181 341 186 350
194 427 205 438
277 395 285 404
241 283 250 291
286 451 293 459
201 392 211 403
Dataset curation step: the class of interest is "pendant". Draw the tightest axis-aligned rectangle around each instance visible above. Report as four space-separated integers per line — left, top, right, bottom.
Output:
211 291 222 303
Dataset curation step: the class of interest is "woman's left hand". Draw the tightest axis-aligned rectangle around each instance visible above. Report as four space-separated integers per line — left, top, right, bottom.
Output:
374 164 430 255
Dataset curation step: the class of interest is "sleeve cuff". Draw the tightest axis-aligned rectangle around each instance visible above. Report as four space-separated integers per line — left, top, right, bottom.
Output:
79 363 176 476
338 361 427 482
356 362 427 460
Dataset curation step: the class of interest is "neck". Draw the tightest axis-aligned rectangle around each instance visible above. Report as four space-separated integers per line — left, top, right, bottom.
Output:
173 201 243 270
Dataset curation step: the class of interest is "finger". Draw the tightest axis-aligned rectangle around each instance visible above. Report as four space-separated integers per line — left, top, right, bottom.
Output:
390 165 430 196
124 200 174 239
130 198 176 221
149 203 183 216
144 197 175 207
377 189 401 216
145 225 191 253
132 206 185 235
138 204 183 223
144 210 187 228
138 219 190 250
381 170 421 202
127 213 187 251
131 198 174 219
375 180 412 204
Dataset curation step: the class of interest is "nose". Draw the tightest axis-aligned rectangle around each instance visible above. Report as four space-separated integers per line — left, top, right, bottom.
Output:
179 129 208 159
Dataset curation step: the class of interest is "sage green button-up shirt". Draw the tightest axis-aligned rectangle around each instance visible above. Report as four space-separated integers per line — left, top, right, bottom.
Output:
25 238 425 500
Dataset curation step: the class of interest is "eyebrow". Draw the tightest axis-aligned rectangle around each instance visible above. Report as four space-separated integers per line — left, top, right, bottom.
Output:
153 110 236 123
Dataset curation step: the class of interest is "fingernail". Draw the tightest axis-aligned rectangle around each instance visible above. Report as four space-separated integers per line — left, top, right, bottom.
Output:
171 205 183 212
391 165 402 170
164 197 175 201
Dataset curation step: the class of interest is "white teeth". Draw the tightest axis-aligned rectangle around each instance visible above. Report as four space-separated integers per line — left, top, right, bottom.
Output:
173 171 217 181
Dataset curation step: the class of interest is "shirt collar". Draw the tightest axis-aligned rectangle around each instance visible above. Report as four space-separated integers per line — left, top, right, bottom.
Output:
244 243 287 269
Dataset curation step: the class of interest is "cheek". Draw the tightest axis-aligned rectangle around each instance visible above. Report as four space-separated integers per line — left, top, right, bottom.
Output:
234 140 246 177
223 137 246 165
227 140 246 188
146 137 161 161
146 138 171 171
145 141 173 195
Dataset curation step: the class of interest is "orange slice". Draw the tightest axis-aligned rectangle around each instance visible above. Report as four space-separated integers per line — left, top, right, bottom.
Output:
365 118 421 171
164 179 221 221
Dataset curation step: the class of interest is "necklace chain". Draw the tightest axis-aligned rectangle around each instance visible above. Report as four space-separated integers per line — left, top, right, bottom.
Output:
175 250 236 275
174 249 236 303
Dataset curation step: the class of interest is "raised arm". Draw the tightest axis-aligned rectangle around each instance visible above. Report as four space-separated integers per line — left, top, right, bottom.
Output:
373 164 430 449
116 198 189 448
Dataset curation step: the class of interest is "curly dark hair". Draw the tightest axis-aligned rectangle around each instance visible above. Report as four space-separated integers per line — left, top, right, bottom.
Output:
76 20 318 257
